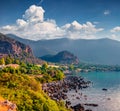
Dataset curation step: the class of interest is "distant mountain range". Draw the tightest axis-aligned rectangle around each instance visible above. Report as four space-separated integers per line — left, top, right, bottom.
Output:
0 33 43 64
40 51 79 64
7 34 120 65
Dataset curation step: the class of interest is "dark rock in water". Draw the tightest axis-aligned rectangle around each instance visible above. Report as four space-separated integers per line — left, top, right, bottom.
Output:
85 109 92 111
84 103 98 107
42 76 90 101
42 76 90 110
102 88 107 91
65 101 71 108
107 98 111 100
76 96 80 99
71 104 85 111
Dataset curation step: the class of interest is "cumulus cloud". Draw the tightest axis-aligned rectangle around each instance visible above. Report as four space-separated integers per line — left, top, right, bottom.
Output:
109 34 120 41
23 5 45 22
111 26 120 33
0 5 104 40
17 19 27 26
110 26 120 41
2 25 15 30
111 34 117 39
62 21 104 39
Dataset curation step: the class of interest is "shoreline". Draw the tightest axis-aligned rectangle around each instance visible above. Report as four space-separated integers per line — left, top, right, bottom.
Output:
42 75 91 111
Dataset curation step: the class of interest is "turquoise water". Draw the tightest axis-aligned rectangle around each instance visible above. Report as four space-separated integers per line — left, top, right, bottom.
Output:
67 72 120 111
80 72 120 89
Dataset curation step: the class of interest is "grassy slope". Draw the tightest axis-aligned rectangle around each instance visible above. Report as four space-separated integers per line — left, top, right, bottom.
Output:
0 73 69 111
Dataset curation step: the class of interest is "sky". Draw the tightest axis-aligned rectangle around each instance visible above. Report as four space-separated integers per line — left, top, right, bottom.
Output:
0 0 120 41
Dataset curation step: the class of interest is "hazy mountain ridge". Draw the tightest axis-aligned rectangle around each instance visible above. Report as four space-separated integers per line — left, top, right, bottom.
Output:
7 34 120 65
40 50 79 64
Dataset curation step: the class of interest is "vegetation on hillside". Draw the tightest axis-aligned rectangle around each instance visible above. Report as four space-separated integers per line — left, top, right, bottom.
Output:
0 57 69 111
77 63 120 72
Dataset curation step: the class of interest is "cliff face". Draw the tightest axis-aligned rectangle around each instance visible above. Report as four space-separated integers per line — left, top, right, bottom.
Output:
41 51 79 64
0 33 43 64
0 33 33 56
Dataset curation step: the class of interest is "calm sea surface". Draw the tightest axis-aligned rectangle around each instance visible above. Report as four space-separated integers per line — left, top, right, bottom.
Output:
67 72 120 111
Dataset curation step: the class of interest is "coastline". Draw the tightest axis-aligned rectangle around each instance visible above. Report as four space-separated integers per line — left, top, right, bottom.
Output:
42 75 91 111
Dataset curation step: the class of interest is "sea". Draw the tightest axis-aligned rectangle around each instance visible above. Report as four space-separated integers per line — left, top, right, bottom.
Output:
67 72 120 111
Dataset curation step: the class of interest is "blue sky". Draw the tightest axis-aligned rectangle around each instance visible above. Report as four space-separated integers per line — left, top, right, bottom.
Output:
0 0 120 40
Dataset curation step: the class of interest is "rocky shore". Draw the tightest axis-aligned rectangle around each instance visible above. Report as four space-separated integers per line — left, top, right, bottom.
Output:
42 75 92 111
0 99 17 111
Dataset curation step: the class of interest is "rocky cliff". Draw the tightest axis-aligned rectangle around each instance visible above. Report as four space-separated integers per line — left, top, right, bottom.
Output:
0 33 43 64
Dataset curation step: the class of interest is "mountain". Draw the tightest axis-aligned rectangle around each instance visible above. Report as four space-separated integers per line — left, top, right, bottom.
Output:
7 34 56 56
40 51 79 64
7 34 120 65
0 33 43 64
0 33 33 56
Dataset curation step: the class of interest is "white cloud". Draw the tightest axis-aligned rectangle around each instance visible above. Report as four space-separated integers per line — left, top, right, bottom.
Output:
110 26 120 41
109 34 120 41
62 21 104 39
2 25 15 30
23 5 45 22
111 26 120 33
111 34 117 39
104 10 110 15
0 5 104 40
16 19 27 27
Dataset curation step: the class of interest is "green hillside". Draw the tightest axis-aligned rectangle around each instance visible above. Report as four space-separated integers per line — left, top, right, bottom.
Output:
0 58 69 111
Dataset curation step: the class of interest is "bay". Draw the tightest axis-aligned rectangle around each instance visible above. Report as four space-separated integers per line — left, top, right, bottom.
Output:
67 72 120 111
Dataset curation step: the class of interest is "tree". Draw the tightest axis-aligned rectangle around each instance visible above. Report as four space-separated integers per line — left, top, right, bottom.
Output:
0 58 5 65
69 64 74 71
5 57 12 65
14 59 20 64
41 62 48 73
19 67 27 73
55 70 64 80
20 61 26 67
42 62 48 69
